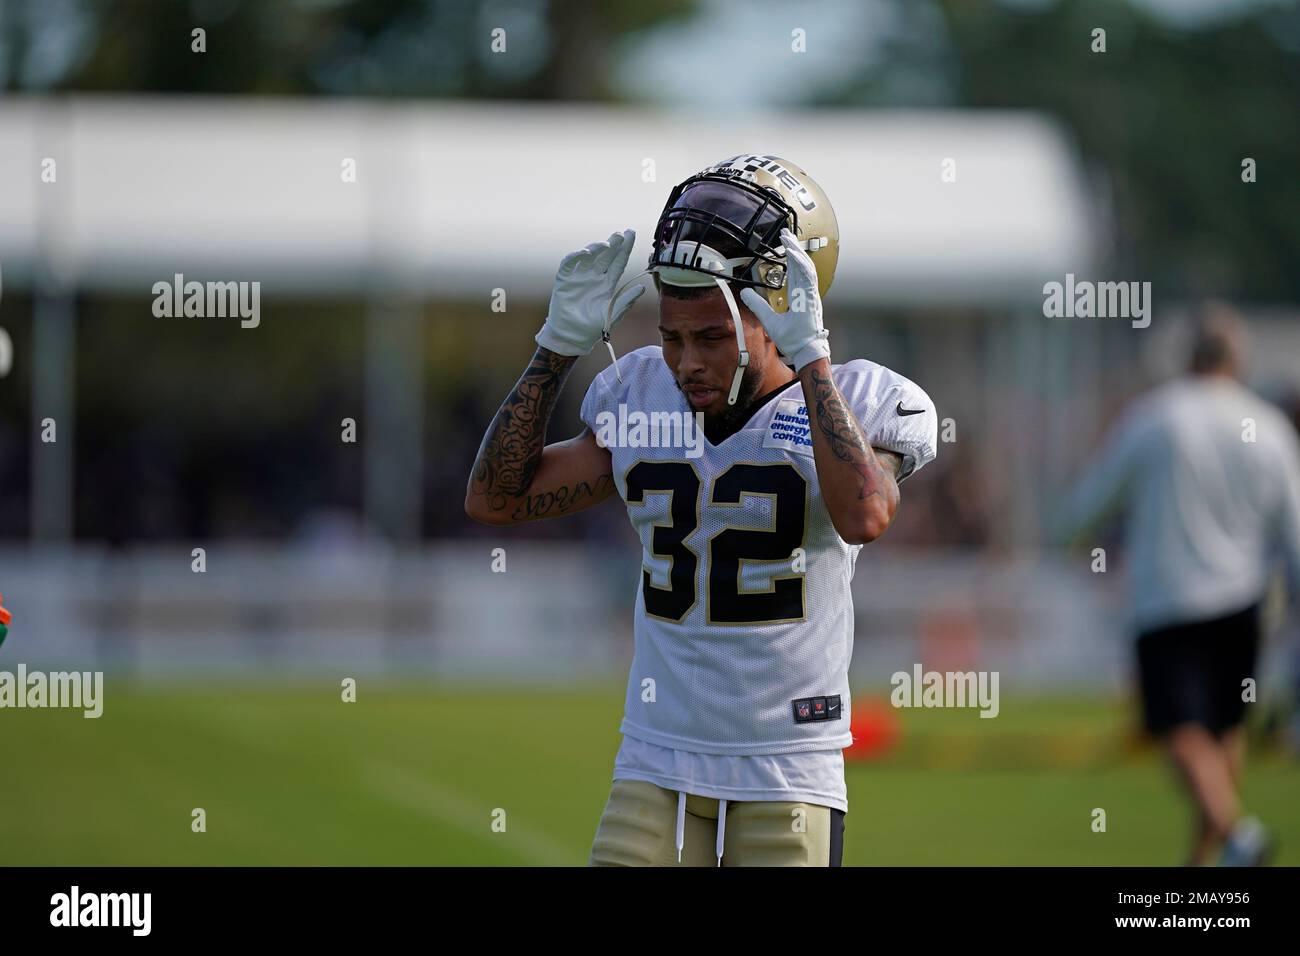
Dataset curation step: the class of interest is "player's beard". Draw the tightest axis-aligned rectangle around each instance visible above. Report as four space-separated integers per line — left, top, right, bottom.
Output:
694 362 767 440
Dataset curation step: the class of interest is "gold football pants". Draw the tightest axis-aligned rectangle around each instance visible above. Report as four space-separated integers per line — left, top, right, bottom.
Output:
589 778 845 867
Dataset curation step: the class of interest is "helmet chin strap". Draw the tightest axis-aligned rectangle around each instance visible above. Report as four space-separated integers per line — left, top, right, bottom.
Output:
602 270 652 383
716 277 748 406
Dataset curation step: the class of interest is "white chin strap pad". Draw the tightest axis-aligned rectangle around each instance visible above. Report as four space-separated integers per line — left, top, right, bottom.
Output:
716 278 748 405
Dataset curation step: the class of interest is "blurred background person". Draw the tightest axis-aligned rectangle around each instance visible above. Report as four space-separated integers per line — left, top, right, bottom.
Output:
1060 303 1300 866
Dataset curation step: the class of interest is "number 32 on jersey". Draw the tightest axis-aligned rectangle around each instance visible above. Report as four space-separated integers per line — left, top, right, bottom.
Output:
624 460 807 626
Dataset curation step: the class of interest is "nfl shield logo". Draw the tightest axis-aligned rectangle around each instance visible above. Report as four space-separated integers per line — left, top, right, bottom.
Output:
797 702 811 719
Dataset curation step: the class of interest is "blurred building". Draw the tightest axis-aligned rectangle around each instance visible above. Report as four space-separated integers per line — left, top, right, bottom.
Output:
0 95 1296 689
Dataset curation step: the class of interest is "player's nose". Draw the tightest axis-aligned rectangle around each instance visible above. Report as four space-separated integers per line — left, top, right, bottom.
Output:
679 341 708 377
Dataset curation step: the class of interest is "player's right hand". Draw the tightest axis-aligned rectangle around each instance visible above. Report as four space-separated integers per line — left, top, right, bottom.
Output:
535 229 644 357
740 227 830 371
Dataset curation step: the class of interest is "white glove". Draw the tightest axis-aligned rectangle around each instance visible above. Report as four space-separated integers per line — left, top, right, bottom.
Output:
739 227 830 371
536 229 645 357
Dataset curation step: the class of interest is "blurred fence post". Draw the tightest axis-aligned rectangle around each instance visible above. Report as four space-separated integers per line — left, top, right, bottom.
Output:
31 287 75 542
363 302 424 541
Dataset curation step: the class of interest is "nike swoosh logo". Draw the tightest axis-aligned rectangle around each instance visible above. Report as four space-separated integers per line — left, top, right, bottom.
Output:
896 402 924 417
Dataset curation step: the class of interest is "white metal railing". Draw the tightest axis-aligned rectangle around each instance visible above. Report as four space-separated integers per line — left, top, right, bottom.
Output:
0 543 1135 686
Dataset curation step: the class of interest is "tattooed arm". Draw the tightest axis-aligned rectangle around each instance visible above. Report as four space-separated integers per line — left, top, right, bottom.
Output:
799 358 902 544
465 347 617 526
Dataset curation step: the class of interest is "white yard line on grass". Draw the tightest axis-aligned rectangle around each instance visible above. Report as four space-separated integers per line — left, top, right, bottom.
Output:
363 764 576 866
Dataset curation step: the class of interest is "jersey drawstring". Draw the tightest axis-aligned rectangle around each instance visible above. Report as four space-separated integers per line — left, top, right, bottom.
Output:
675 791 729 866
716 799 728 867
675 791 686 863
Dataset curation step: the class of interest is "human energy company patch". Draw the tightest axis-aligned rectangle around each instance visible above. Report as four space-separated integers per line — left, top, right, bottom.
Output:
764 398 813 455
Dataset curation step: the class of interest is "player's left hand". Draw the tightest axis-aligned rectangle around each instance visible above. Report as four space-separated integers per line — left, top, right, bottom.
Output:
740 227 830 371
536 229 644 357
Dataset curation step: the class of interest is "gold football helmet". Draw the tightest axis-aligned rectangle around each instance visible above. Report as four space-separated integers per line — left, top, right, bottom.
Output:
601 155 840 404
650 154 839 314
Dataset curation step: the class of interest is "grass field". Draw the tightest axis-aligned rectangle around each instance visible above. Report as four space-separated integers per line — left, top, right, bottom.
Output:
3 682 1297 866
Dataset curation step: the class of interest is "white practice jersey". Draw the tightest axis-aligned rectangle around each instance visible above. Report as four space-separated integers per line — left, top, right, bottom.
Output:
613 734 850 812
581 346 938 756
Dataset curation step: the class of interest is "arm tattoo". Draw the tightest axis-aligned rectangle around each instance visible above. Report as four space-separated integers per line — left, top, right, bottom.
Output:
509 473 615 521
470 347 599 516
809 367 896 503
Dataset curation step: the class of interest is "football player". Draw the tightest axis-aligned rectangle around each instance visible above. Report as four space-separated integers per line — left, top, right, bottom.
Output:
465 155 938 866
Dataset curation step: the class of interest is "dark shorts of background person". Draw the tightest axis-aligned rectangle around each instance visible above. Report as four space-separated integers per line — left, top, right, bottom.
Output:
1135 601 1261 737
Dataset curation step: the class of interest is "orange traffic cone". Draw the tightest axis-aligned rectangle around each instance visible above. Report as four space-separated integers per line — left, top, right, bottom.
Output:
845 697 901 761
